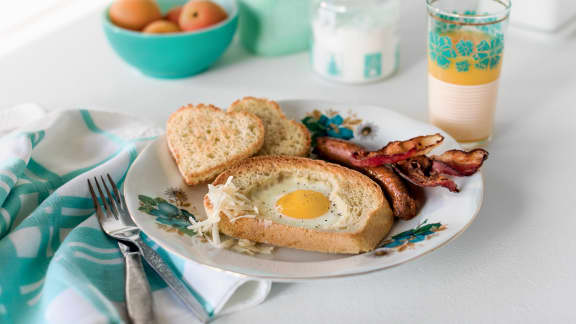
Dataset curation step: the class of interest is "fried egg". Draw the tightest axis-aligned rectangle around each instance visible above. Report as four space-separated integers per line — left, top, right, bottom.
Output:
249 176 349 229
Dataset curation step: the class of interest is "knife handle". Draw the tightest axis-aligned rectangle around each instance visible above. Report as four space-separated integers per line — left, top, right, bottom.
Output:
134 237 210 323
123 248 156 324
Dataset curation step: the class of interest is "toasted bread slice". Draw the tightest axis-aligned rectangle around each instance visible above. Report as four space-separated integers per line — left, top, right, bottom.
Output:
228 97 311 157
166 104 265 185
204 156 394 254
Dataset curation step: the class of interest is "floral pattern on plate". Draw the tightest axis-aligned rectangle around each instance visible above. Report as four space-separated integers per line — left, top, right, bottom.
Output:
302 109 362 144
138 188 196 236
375 220 446 255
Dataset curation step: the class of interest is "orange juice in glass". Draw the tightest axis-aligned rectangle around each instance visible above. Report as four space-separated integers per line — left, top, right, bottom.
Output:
427 0 511 146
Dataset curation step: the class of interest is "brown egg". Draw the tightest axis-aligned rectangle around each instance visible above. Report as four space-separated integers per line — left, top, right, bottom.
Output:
109 0 163 31
143 20 181 33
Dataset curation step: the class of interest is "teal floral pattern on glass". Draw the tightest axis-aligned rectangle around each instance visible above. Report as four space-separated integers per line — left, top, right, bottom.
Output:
429 32 457 68
301 109 362 145
456 40 474 56
429 9 506 72
435 10 501 34
456 60 470 72
473 36 503 70
379 220 446 252
433 12 459 34
428 31 504 71
138 188 196 236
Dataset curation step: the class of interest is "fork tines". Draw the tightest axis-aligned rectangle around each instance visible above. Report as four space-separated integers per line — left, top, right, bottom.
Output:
88 174 122 220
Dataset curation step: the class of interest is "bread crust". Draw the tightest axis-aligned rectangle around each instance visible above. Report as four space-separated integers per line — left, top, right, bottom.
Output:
229 97 311 157
291 121 312 157
204 156 394 254
167 104 265 186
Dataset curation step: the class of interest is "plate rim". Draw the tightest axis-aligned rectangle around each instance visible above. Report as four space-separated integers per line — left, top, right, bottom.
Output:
125 100 484 281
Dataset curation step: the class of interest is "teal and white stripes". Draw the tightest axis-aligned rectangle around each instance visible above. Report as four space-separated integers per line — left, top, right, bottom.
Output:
0 108 263 323
0 109 163 323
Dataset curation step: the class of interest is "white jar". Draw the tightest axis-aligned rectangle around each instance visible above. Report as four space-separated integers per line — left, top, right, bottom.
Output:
311 0 400 84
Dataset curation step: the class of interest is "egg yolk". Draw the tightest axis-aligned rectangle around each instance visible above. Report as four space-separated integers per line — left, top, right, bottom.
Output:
276 190 330 219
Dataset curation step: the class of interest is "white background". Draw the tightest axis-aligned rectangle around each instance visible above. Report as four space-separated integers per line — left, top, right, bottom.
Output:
0 0 108 58
0 0 575 323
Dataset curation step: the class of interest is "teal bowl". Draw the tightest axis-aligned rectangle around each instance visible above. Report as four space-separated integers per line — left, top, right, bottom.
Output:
103 0 238 79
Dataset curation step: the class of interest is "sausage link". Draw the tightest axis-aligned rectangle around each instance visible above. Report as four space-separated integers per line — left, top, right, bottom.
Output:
315 137 423 220
363 166 424 220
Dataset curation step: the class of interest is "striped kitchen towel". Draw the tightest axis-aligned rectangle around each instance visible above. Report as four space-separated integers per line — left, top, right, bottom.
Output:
0 104 270 324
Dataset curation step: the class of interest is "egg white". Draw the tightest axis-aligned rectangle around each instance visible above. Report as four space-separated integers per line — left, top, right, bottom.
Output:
249 176 348 230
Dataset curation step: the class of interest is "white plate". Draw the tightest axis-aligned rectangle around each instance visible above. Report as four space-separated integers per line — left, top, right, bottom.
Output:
124 99 484 281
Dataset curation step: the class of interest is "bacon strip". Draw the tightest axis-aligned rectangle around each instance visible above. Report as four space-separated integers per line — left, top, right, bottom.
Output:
316 136 488 194
394 156 460 193
315 137 424 220
350 134 444 167
431 149 489 176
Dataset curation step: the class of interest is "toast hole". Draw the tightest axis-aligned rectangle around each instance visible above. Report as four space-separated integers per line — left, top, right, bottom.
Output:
207 153 214 159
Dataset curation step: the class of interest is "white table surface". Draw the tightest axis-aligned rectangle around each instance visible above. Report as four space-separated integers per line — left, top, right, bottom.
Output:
1 2 575 323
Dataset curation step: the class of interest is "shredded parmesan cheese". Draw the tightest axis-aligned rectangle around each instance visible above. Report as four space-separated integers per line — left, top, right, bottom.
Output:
187 176 263 251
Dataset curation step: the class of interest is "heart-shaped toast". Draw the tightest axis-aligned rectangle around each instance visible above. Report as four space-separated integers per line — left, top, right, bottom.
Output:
166 104 265 185
228 97 311 157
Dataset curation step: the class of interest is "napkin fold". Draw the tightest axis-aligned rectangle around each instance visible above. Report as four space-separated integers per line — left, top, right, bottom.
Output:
0 105 271 324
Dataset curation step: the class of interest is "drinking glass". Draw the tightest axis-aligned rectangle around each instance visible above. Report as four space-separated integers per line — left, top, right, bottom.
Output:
427 0 511 146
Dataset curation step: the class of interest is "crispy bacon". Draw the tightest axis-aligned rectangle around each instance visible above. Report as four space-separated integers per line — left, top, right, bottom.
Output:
394 156 460 193
431 149 489 176
316 136 488 194
315 137 424 220
350 134 444 167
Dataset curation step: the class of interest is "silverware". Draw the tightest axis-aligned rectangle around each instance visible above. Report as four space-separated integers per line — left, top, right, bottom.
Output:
88 175 210 324
118 241 156 324
89 177 156 324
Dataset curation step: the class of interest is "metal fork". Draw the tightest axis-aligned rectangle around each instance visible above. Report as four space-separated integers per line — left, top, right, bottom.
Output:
89 176 155 324
88 175 210 324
